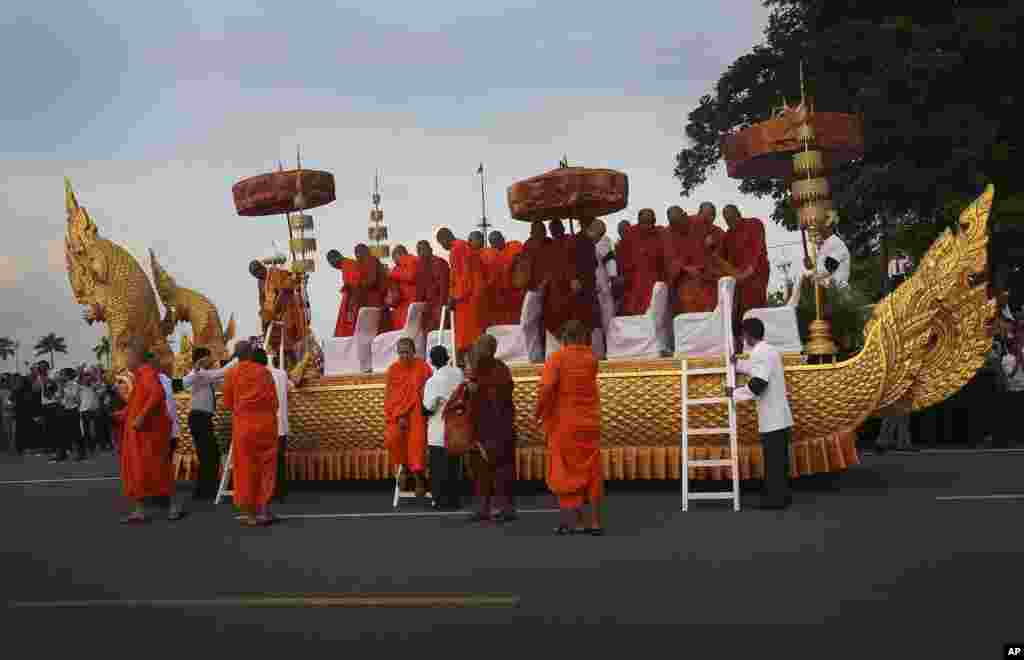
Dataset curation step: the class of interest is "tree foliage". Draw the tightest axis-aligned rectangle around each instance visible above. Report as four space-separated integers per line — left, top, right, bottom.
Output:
674 1 1022 257
34 333 68 367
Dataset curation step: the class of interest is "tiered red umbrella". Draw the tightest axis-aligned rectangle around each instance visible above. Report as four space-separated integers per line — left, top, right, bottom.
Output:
507 165 628 234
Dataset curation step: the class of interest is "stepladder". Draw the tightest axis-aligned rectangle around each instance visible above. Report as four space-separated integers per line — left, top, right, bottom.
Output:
681 276 742 512
215 443 233 504
392 464 432 508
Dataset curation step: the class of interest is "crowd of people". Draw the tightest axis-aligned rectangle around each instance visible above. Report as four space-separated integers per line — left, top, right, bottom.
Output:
325 202 804 362
1 362 118 461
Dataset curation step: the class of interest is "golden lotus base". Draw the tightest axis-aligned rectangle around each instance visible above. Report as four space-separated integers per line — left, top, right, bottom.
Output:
805 319 839 357
169 356 862 482
172 433 858 482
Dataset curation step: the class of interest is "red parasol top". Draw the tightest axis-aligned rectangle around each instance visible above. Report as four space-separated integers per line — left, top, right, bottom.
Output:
232 169 336 216
507 166 628 222
720 111 864 180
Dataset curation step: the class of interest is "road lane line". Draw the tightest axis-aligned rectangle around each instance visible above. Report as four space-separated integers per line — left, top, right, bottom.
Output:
232 508 560 520
0 476 119 486
935 494 1024 501
8 594 520 608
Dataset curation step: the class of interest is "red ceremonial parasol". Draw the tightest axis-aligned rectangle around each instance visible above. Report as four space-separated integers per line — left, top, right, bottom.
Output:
507 166 628 225
720 110 864 180
232 168 336 216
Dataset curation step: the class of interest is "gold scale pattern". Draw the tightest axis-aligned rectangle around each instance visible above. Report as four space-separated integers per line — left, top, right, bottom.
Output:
171 354 861 482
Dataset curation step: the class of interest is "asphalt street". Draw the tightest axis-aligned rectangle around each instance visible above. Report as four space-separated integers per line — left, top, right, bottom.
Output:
1 450 1022 658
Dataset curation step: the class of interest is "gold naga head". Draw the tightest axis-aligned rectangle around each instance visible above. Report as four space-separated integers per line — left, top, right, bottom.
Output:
64 179 101 306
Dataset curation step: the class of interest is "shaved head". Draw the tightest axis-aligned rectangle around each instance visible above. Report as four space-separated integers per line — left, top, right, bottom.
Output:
416 240 433 258
474 333 497 360
585 218 606 242
436 227 455 249
392 244 408 262
488 230 505 249
468 231 485 249
638 208 655 226
354 244 370 260
530 221 547 240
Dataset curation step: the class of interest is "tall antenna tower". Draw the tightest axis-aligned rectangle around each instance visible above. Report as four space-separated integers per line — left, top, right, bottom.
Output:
368 170 389 259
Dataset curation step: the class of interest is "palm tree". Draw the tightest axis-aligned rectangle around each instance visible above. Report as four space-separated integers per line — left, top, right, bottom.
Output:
34 333 68 367
0 336 15 369
93 336 112 370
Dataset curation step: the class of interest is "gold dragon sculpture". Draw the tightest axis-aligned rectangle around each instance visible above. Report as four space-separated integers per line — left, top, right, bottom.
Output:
64 179 174 377
149 249 236 376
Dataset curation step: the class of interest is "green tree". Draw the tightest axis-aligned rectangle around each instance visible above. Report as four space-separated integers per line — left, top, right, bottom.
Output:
673 1 1021 259
93 336 111 370
34 333 68 367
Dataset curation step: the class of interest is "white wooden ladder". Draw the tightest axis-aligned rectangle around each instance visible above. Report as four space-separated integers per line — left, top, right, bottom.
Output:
681 276 741 512
215 443 233 504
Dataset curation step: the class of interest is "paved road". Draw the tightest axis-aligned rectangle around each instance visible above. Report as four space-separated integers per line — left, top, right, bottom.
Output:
1 450 1021 658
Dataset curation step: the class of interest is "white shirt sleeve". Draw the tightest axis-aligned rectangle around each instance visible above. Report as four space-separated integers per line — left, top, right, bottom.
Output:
423 375 441 411
735 359 752 375
733 386 756 401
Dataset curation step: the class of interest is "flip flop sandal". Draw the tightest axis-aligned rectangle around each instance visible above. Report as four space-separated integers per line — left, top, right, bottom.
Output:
240 517 263 527
585 528 605 536
119 513 149 525
553 525 572 535
167 509 187 521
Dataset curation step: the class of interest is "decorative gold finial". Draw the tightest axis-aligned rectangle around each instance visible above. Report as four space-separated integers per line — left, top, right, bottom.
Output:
65 177 78 214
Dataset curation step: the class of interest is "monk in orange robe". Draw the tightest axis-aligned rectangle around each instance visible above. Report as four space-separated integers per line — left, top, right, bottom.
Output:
384 337 432 497
466 333 518 523
437 228 492 367
329 244 387 337
482 231 525 325
539 219 580 342
223 342 279 526
722 204 770 348
118 340 176 524
664 204 729 314
387 244 420 331
619 209 666 315
415 240 450 333
536 320 604 535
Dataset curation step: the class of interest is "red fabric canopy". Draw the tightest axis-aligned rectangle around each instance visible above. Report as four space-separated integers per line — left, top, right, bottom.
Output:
232 169 336 216
507 167 628 222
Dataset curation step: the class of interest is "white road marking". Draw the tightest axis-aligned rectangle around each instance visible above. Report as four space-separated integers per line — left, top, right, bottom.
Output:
0 476 119 486
935 494 1024 501
8 594 520 608
232 508 560 520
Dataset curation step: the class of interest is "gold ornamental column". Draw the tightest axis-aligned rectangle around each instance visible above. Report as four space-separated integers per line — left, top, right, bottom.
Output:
790 102 839 358
368 171 390 260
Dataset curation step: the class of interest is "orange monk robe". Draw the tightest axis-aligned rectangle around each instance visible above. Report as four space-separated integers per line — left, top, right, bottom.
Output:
388 254 420 330
222 361 279 509
619 225 666 315
120 363 174 500
540 236 581 337
482 241 526 325
333 258 366 337
722 217 770 324
263 268 307 352
383 357 432 471
416 255 450 332
449 240 492 353
664 221 727 314
536 345 604 510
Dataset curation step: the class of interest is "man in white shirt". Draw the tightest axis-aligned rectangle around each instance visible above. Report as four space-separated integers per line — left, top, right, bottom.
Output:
153 353 186 520
78 370 100 456
811 225 850 289
268 355 291 503
422 345 465 510
727 317 795 509
183 347 238 500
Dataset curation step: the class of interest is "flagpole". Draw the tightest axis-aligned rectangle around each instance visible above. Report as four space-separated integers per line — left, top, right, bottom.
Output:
477 163 489 234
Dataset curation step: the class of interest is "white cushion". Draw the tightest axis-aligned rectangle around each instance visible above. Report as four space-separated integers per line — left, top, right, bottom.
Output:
673 277 736 357
371 302 428 373
324 307 382 375
606 282 670 359
487 291 544 364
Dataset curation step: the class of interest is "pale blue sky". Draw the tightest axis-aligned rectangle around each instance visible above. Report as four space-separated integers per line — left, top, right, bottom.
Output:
0 1 806 369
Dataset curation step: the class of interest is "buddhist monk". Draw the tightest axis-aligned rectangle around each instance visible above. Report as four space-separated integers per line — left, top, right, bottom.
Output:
537 320 604 535
118 339 177 524
619 208 666 315
722 204 770 348
415 240 450 333
538 219 579 344
665 204 730 314
483 230 526 325
437 228 492 367
384 336 432 498
328 244 387 337
614 220 632 312
223 342 279 526
516 221 551 292
465 333 518 523
249 260 269 334
388 244 420 331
